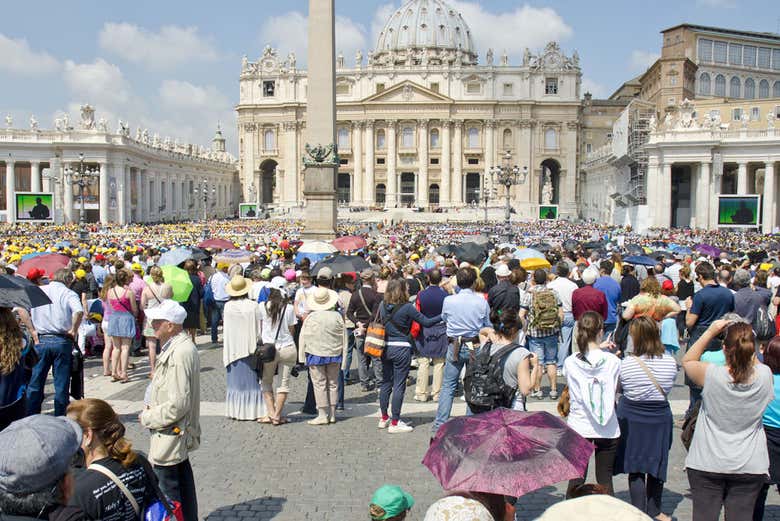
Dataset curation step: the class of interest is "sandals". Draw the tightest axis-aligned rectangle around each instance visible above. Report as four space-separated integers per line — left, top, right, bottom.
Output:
271 417 290 426
256 416 273 424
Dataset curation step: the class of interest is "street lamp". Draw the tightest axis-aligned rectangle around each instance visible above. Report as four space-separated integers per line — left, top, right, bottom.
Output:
488 150 528 243
475 186 495 224
193 180 215 221
64 153 99 241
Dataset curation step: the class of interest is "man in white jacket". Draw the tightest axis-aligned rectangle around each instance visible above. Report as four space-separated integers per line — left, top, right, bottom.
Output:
140 299 201 521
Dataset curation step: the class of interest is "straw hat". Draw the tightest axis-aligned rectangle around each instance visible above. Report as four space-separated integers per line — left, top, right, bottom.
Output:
307 287 339 311
225 275 251 297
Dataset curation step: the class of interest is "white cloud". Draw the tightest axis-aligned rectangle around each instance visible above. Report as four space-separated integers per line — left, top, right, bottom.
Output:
629 50 660 72
159 80 230 111
581 77 608 99
371 3 396 45
696 0 737 7
0 33 60 76
98 23 218 69
449 1 573 61
62 59 131 106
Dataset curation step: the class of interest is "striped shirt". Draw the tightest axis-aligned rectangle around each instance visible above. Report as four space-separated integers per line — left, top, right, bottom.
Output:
619 354 678 401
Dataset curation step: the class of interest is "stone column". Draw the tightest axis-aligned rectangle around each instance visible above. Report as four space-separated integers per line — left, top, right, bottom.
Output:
30 161 41 193
167 175 174 219
63 163 74 224
5 160 15 223
117 165 128 224
484 121 495 192
452 121 463 204
283 122 298 206
417 119 429 208
645 158 659 229
737 161 748 194
440 120 451 206
135 169 143 222
764 162 776 233
386 121 397 207
697 162 711 230
658 162 672 228
99 162 109 223
364 121 375 205
352 121 363 205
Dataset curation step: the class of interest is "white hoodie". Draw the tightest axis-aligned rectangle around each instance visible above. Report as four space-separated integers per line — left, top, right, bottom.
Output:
563 349 621 439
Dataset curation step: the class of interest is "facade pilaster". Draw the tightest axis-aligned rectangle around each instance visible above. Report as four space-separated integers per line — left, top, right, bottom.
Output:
5 161 14 223
696 162 711 230
99 161 109 223
30 161 41 193
364 120 375 205
440 121 451 206
484 121 495 191
117 165 128 224
386 121 397 207
282 122 298 205
517 121 533 206
737 161 748 194
352 121 363 205
452 121 463 204
658 162 672 228
418 119 429 207
63 163 74 224
135 169 143 222
764 162 776 233
645 158 659 229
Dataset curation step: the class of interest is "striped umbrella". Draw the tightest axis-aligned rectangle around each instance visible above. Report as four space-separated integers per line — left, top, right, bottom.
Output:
214 249 252 265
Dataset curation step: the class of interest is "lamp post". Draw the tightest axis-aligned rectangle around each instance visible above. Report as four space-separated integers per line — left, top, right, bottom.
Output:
64 153 100 241
193 180 212 221
488 150 528 243
476 186 494 224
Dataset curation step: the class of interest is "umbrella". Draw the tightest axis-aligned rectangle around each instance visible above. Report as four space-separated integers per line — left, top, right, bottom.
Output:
311 255 370 276
436 244 459 256
468 234 492 246
189 247 209 261
296 240 339 265
198 238 234 250
332 235 367 252
624 244 644 256
16 253 71 278
521 258 551 270
214 249 252 265
695 244 722 258
562 239 579 252
146 265 192 303
669 245 692 255
581 241 604 250
422 409 594 497
20 251 48 262
623 255 658 267
159 248 195 267
453 242 488 265
513 248 545 261
0 274 52 309
530 243 553 252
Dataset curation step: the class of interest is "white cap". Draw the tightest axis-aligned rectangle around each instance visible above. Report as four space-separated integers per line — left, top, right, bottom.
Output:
143 299 187 325
582 270 597 285
269 276 286 290
495 264 511 277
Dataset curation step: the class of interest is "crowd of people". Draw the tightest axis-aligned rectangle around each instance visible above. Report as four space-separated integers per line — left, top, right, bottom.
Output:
0 218 779 520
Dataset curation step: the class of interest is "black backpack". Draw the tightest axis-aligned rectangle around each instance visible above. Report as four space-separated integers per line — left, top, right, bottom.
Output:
464 342 521 414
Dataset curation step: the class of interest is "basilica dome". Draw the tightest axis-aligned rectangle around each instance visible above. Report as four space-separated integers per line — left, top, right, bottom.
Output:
372 0 478 66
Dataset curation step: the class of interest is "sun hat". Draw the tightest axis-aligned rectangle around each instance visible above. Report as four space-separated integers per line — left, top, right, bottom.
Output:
144 299 187 325
533 494 649 521
423 496 493 521
369 485 414 521
307 287 339 311
0 415 82 495
226 275 251 297
495 264 511 277
131 262 144 273
317 266 334 280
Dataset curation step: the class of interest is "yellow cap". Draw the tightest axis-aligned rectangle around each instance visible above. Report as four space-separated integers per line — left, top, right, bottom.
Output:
74 269 86 279
78 256 87 263
131 263 144 272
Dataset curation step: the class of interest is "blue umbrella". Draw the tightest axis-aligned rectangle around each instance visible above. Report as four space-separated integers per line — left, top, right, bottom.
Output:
669 245 692 255
21 251 48 262
513 248 546 261
623 255 658 267
158 248 194 267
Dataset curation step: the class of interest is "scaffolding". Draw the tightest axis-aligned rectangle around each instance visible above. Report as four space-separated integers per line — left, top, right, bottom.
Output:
625 100 656 205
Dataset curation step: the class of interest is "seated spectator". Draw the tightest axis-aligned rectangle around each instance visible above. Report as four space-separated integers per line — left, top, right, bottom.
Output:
369 485 414 521
0 414 85 520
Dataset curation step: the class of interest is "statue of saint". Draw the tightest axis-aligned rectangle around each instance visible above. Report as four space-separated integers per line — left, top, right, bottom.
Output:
5 115 12 128
486 48 494 66
542 170 553 205
355 49 363 67
29 115 38 131
241 55 249 73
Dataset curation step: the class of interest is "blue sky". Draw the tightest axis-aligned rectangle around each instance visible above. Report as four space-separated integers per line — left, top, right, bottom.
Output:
1 0 777 154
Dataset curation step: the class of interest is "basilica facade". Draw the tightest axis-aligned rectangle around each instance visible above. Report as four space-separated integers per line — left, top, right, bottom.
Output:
237 0 582 219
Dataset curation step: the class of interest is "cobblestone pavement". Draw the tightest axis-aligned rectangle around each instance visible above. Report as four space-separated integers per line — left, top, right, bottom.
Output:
45 336 780 520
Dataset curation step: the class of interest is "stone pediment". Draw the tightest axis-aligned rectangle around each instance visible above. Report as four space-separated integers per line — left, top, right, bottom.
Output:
362 81 453 104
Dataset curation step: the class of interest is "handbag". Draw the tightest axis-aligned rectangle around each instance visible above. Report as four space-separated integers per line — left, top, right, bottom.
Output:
681 400 701 451
252 309 283 372
364 304 401 358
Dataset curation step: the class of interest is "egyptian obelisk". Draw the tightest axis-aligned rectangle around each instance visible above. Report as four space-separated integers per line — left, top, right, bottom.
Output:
302 0 338 240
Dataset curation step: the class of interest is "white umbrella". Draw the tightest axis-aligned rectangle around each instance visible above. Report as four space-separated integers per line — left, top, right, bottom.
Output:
297 240 338 254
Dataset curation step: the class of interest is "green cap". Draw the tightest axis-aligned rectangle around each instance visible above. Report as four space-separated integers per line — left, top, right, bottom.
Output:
370 485 414 520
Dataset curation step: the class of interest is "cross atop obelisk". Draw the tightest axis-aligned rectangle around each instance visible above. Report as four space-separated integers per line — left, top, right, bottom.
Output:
302 0 338 240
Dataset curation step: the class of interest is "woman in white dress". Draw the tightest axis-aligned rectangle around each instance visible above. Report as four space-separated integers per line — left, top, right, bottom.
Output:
222 275 265 421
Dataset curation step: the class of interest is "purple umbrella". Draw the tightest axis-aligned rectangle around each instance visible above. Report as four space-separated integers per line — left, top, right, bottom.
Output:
422 409 594 498
695 244 722 258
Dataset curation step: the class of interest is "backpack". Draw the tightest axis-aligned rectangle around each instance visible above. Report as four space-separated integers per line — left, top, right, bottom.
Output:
753 305 774 341
256 286 271 303
463 342 521 413
529 289 560 331
203 276 215 308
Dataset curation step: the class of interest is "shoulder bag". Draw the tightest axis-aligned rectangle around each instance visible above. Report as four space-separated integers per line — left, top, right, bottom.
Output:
632 355 667 399
364 304 401 359
252 306 283 372
88 463 141 517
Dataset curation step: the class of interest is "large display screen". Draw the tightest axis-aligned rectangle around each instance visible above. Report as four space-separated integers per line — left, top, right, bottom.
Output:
15 192 54 222
717 196 760 227
239 203 258 219
538 205 559 220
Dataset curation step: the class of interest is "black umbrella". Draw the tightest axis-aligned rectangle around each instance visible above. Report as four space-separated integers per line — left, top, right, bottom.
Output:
436 243 459 256
453 242 488 265
530 243 553 252
624 244 644 255
562 239 579 252
190 247 209 261
0 275 52 309
581 241 604 250
312 255 370 276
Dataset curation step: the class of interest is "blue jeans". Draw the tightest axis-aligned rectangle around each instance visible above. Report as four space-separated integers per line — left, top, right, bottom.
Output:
558 313 575 369
431 342 472 435
529 335 558 366
379 344 412 421
25 335 73 416
210 300 227 343
343 328 357 381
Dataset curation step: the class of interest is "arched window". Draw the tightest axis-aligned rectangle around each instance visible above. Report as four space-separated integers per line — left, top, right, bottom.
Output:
744 78 755 99
430 128 440 148
264 129 275 151
402 126 414 148
467 127 479 148
759 79 770 98
429 183 440 205
376 129 386 149
502 129 512 149
375 183 386 205
714 74 726 97
545 128 557 150
774 81 780 98
729 76 741 98
698 73 711 95
337 128 350 149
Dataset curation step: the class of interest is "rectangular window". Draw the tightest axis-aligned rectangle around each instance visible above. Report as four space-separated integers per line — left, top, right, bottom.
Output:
713 41 727 63
429 82 439 93
430 158 439 165
377 157 385 165
743 45 757 67
728 43 742 65
585 143 592 153
732 108 742 121
376 83 385 93
466 82 481 94
503 83 514 96
336 83 350 96
773 49 780 70
545 77 558 95
467 158 479 165
669 76 677 86
758 47 772 68
709 109 721 119
751 107 760 121
698 39 713 62
339 158 348 165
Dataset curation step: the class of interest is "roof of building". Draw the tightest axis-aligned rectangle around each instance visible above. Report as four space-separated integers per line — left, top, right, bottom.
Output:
661 23 780 43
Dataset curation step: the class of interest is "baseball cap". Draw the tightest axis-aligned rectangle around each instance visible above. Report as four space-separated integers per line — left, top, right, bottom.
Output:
144 299 187 325
582 270 597 285
269 276 287 290
370 485 414 520
317 266 334 279
74 269 86 279
495 264 511 277
661 279 674 291
0 415 82 495
131 263 144 272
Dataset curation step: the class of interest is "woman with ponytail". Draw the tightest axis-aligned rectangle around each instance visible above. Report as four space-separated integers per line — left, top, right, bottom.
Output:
682 319 774 521
67 398 158 520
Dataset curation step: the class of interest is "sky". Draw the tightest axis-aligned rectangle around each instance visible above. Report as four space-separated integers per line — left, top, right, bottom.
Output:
1 0 778 155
